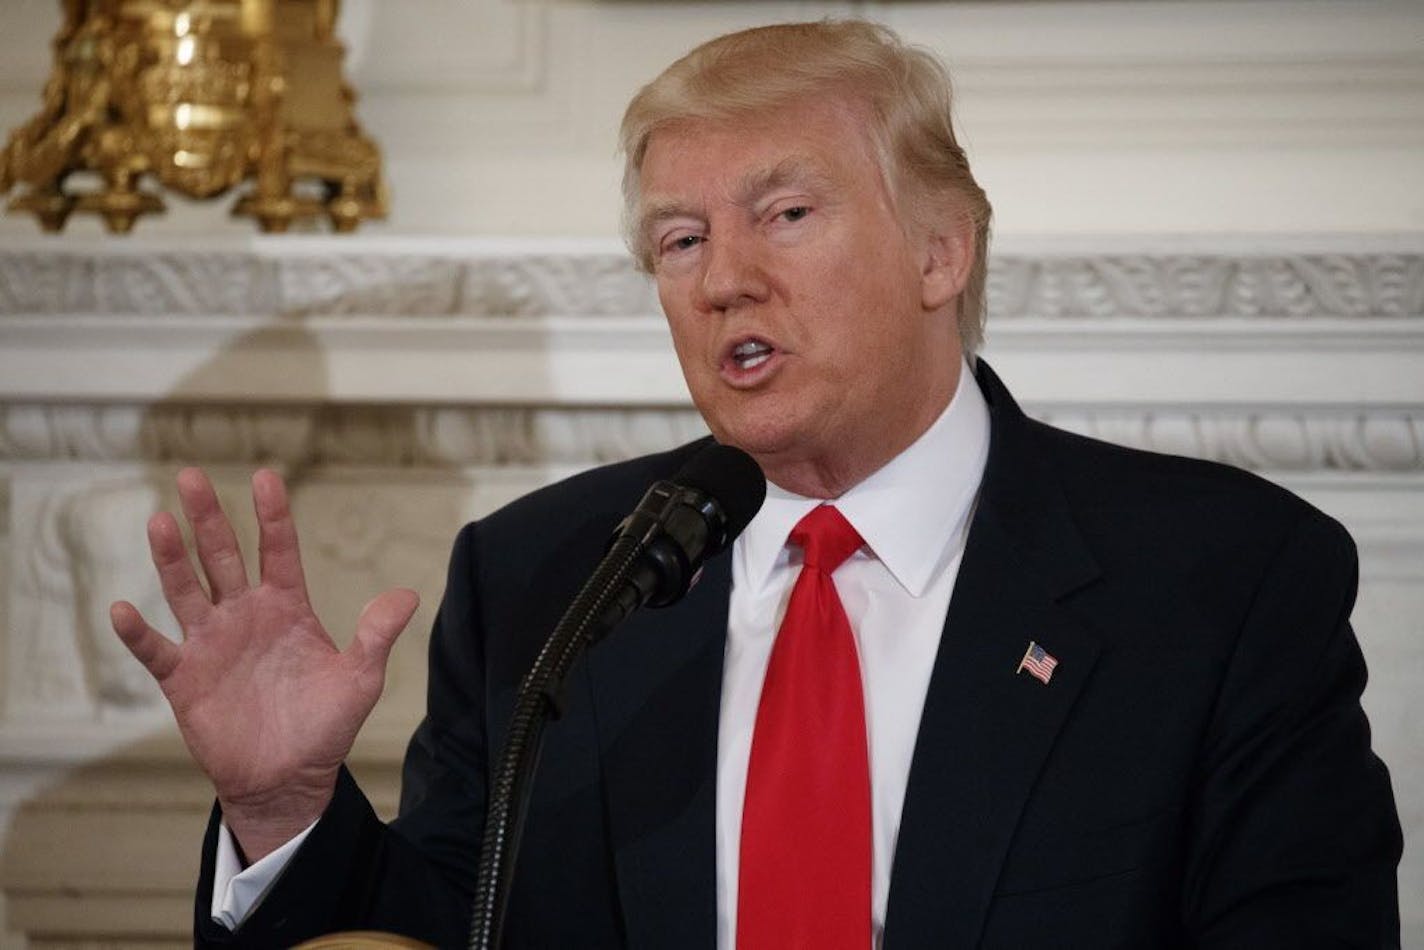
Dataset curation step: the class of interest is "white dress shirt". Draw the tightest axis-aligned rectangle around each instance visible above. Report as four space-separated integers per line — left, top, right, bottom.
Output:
213 364 990 941
716 362 989 949
211 817 315 927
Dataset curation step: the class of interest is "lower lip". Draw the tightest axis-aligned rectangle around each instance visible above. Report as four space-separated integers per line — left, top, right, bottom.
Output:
720 349 783 388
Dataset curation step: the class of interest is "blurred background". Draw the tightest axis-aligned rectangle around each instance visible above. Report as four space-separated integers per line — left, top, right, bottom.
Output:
0 1 1419 946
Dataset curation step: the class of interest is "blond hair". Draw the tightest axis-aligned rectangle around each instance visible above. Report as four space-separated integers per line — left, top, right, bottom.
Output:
619 19 993 355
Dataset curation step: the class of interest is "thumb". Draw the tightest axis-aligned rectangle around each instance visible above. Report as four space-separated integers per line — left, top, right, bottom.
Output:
348 588 420 673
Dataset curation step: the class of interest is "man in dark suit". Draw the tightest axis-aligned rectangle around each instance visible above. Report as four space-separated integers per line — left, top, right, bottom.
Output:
113 20 1401 949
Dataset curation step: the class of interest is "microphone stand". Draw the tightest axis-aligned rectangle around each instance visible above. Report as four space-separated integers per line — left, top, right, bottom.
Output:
467 483 704 950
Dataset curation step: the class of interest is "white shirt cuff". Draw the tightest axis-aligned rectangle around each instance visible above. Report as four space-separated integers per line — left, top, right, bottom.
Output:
209 818 318 930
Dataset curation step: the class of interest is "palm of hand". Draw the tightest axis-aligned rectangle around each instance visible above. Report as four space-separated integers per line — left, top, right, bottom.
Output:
167 590 376 803
110 468 418 853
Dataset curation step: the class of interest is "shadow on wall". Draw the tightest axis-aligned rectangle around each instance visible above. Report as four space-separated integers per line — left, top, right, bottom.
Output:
1 322 471 948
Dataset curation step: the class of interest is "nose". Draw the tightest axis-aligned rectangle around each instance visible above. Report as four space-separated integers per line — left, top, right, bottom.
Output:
698 231 769 312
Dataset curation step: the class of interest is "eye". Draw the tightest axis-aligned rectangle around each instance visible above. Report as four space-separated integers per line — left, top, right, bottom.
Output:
778 206 810 223
657 231 704 259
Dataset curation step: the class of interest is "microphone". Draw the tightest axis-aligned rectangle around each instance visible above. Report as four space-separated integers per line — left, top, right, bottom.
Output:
470 442 765 950
596 442 766 631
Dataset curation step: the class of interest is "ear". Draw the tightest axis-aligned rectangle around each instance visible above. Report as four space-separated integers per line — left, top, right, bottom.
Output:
920 216 975 312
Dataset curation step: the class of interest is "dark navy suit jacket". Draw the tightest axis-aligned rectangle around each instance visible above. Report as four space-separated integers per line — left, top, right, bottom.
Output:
196 362 1402 948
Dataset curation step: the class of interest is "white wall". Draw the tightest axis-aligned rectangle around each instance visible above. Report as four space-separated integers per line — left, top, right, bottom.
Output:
2 0 1421 239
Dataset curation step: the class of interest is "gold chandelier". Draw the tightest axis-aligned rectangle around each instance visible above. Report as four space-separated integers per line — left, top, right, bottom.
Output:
0 0 387 233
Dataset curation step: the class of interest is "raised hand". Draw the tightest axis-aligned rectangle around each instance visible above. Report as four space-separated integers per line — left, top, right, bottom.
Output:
110 468 419 861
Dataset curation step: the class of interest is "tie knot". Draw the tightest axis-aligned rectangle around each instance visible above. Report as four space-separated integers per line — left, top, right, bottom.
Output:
789 505 863 573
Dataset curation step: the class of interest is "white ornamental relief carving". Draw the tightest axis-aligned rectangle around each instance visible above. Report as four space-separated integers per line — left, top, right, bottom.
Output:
1033 410 1424 472
0 252 86 313
460 255 659 317
277 256 463 316
418 407 535 466
88 254 275 315
58 479 171 711
0 405 715 467
9 484 90 715
3 403 1421 472
6 475 176 718
0 253 273 315
985 254 1424 319
315 407 423 466
521 409 711 464
0 406 318 464
0 405 145 460
279 479 482 718
146 406 318 464
414 407 711 465
1 249 1417 318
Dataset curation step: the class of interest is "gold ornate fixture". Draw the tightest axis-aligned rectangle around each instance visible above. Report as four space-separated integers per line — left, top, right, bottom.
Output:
0 0 387 233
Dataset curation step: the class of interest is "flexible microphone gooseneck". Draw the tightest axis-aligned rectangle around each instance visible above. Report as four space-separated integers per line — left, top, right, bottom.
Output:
468 444 766 950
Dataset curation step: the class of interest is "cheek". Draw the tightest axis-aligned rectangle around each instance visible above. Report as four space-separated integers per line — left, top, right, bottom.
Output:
657 285 702 360
795 221 911 309
812 303 927 397
663 321 722 400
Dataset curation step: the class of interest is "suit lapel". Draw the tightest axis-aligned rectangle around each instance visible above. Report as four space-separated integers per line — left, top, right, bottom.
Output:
884 362 1103 948
586 549 731 949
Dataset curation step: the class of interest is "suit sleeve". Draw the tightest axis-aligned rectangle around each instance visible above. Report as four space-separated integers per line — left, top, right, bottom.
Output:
1185 509 1403 948
192 520 488 948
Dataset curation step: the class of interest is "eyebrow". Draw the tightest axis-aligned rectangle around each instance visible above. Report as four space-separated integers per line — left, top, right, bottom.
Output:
735 157 835 207
636 155 835 242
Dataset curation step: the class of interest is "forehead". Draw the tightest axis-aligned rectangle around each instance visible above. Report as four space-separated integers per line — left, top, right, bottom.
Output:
637 97 883 203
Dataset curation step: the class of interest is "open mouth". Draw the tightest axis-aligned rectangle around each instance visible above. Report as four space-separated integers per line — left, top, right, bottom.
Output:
729 338 774 371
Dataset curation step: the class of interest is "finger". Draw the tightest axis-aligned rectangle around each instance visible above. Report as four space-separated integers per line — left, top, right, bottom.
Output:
176 467 250 602
148 510 213 627
252 469 309 600
346 588 420 675
110 600 182 681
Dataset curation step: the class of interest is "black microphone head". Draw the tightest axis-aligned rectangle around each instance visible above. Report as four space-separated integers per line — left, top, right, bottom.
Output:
672 442 766 542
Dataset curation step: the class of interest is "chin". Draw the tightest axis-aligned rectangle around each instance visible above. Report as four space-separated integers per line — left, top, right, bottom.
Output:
695 385 827 455
704 413 808 463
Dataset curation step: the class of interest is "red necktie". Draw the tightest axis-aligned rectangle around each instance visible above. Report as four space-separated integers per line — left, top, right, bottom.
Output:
738 505 871 949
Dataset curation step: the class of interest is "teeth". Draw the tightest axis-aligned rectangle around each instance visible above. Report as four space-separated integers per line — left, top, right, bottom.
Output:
729 339 774 372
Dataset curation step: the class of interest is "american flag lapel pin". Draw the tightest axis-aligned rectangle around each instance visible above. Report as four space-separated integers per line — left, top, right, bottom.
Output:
1017 640 1059 685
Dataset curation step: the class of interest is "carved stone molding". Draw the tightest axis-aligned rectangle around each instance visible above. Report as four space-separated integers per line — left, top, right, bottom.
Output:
0 251 277 316
4 404 1424 473
0 241 1418 319
985 252 1424 319
0 405 707 467
1035 409 1424 473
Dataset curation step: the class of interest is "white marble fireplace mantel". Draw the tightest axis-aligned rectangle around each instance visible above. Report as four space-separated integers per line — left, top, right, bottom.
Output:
0 233 1420 948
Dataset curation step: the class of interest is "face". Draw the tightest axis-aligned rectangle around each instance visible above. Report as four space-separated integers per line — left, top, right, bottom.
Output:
637 97 967 496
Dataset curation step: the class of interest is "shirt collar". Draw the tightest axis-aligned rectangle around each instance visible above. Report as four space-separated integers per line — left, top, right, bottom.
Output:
737 360 991 598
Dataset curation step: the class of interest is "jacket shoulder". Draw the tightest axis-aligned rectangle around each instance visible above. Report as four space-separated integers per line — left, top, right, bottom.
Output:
1025 418 1353 561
